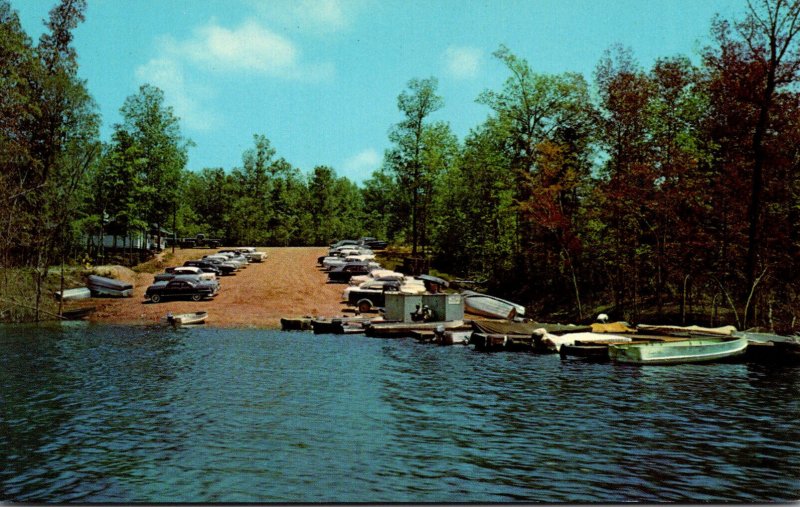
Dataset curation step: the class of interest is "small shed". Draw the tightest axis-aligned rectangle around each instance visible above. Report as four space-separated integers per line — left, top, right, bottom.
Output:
385 292 464 323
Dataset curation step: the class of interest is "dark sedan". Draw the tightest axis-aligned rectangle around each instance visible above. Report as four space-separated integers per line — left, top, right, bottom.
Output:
145 277 219 303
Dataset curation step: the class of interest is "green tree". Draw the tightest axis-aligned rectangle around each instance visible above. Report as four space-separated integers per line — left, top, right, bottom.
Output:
387 77 444 256
115 84 190 248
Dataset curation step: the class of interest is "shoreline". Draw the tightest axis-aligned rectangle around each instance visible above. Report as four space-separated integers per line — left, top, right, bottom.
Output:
63 246 350 329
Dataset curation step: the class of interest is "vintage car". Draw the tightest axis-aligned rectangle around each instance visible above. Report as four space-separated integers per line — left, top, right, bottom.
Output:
145 276 219 303
327 262 373 283
194 257 237 275
157 267 216 282
342 278 425 301
233 247 266 262
182 260 223 276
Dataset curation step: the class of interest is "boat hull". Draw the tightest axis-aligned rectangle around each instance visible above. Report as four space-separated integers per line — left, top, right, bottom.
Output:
55 287 92 301
281 317 313 331
168 311 208 326
609 336 747 365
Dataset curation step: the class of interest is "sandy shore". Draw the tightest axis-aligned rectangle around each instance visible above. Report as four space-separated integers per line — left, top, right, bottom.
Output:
79 247 349 328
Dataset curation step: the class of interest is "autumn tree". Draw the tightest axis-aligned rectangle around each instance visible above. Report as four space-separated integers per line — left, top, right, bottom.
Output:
478 45 596 311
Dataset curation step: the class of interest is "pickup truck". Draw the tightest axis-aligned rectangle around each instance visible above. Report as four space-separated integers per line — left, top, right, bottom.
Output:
145 277 219 303
346 280 402 313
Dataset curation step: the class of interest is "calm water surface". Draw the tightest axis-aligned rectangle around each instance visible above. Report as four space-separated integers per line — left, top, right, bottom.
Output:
0 323 798 503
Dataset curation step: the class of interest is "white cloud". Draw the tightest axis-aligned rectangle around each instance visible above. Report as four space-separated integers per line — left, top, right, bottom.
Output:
135 56 218 132
342 148 381 180
443 46 482 79
182 20 298 75
170 19 333 80
134 17 334 132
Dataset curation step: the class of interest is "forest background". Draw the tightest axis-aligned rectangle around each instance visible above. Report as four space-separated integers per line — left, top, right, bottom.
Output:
2 0 800 331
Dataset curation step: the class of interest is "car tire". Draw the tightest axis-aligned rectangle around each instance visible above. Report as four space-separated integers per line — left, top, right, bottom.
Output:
150 294 161 303
191 294 202 302
358 300 372 313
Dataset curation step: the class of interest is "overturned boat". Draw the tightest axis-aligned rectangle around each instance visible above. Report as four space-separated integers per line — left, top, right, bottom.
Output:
87 275 134 297
462 290 525 320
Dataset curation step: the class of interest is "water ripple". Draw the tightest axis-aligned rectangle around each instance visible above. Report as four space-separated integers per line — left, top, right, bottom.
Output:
0 325 798 502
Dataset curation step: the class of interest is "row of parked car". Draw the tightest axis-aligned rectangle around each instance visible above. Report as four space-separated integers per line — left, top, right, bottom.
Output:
144 247 266 303
317 238 440 313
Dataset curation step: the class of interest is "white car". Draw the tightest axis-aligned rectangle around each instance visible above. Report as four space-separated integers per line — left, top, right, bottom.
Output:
342 278 426 301
348 269 404 286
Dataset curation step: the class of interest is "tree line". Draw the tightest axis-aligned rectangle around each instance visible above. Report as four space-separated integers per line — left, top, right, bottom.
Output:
2 0 799 329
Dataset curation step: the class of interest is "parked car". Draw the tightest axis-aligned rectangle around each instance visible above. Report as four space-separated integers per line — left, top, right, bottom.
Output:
204 254 244 269
145 277 219 303
330 239 360 249
348 269 405 286
198 257 237 275
236 247 266 262
216 250 250 267
155 266 217 282
182 260 222 276
327 262 373 283
358 237 389 250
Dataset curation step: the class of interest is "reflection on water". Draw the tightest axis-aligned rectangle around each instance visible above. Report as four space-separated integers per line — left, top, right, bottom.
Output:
0 324 798 503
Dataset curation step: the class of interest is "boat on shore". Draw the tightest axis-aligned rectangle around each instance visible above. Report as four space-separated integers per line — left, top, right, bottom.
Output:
462 291 525 320
167 311 208 326
54 287 92 301
88 275 134 297
608 335 747 365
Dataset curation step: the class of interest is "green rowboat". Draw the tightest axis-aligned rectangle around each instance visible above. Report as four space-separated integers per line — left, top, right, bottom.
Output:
608 336 748 365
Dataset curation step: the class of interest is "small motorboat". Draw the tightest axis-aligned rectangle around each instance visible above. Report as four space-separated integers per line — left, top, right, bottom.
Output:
166 311 208 326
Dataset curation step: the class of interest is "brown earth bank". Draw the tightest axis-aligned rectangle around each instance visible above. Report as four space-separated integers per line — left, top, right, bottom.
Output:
73 247 351 328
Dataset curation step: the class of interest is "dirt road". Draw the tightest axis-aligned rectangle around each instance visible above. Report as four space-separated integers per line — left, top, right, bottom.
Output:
83 247 349 328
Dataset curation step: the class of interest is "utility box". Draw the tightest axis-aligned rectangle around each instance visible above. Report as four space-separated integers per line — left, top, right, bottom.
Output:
423 293 464 321
385 293 423 322
384 292 464 322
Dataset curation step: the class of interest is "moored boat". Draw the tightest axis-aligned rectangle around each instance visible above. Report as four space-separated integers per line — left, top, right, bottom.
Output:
365 320 470 338
167 311 208 326
311 317 372 334
608 335 747 365
534 331 634 353
470 332 534 351
734 330 800 365
281 317 313 331
636 324 737 337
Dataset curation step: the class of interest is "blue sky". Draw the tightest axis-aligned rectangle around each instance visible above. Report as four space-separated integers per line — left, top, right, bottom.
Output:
13 0 746 184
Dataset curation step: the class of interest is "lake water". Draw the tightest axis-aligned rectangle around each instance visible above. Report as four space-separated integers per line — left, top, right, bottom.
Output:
1 323 798 503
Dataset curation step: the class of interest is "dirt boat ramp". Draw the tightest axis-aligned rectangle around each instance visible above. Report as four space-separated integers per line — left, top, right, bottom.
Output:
82 247 348 328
